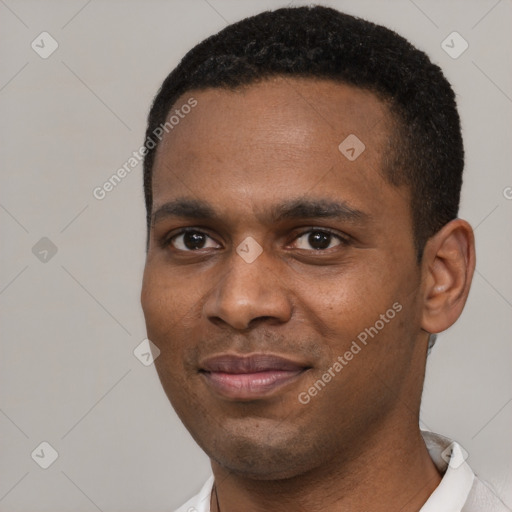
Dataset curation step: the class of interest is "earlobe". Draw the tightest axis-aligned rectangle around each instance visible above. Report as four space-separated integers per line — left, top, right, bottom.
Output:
421 219 476 334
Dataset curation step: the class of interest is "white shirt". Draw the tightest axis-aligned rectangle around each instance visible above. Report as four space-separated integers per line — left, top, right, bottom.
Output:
175 431 510 512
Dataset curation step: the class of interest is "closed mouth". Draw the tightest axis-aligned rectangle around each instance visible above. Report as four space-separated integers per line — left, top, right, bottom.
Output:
199 353 311 400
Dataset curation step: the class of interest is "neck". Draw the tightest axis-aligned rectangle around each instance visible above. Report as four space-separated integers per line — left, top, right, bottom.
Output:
210 418 441 512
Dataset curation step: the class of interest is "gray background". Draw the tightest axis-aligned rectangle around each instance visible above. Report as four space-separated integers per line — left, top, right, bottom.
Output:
1 0 511 510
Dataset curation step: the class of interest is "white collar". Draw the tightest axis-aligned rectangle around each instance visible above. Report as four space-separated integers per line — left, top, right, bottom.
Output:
419 430 475 512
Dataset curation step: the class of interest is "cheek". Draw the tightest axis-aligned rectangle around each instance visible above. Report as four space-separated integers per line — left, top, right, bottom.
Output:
142 269 199 405
141 265 208 379
141 271 187 375
141 265 193 331
141 275 166 338
296 263 398 341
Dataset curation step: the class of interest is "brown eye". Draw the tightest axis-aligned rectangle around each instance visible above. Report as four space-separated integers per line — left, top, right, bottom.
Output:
293 230 342 251
171 230 220 251
308 231 332 250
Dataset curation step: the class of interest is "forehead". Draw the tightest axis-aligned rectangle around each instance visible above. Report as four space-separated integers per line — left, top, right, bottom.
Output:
151 77 401 219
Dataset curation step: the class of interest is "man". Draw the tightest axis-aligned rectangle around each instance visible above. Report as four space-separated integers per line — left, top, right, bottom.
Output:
140 5 509 511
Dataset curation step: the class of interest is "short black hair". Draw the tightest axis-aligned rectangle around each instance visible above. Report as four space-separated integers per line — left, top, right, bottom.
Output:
142 5 464 258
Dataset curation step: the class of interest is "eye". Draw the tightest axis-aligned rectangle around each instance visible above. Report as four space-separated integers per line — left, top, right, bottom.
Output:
169 229 220 251
292 229 344 251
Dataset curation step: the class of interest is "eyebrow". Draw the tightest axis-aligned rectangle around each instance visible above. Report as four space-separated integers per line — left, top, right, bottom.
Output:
151 197 369 226
152 198 217 225
270 198 369 223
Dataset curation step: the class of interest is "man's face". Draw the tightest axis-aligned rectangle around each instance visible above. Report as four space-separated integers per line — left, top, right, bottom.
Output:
141 78 427 479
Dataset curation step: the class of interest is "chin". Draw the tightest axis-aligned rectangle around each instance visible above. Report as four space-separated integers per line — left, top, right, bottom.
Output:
198 418 324 480
212 445 316 480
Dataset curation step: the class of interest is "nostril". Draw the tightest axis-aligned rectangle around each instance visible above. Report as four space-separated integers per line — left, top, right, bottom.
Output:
247 316 280 328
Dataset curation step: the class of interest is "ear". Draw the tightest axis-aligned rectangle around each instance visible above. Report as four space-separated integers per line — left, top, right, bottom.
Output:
420 219 476 334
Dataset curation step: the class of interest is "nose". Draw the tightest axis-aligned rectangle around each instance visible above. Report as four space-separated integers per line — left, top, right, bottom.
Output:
203 246 293 331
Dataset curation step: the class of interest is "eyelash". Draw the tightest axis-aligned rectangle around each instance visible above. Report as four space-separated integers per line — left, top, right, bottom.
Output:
290 228 350 251
161 227 217 249
161 227 350 252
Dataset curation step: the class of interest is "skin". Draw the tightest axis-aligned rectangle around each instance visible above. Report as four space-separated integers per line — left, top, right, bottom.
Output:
141 77 475 511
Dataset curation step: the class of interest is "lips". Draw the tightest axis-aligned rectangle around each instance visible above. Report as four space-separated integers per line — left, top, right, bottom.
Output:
199 353 310 400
